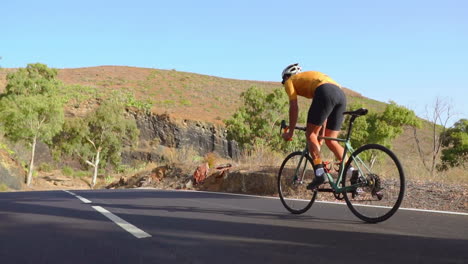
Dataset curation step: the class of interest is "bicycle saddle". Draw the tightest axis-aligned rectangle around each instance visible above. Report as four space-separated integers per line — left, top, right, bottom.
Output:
343 108 368 116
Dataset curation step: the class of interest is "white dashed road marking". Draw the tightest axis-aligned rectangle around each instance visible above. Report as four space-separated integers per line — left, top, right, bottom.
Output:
63 190 92 204
92 206 151 238
63 190 151 239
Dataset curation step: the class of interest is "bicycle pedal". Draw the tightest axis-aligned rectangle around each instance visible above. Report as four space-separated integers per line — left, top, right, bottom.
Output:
373 191 384 200
351 188 364 198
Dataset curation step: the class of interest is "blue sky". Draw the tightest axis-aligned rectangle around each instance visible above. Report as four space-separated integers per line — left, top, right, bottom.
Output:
2 0 467 125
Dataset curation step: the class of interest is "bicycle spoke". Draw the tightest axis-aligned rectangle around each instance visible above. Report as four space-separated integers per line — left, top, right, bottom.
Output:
344 144 405 223
278 152 317 214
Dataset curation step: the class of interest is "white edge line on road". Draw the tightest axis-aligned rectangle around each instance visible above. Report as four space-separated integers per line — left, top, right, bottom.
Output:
160 189 468 217
92 206 152 239
317 200 468 216
397 207 468 216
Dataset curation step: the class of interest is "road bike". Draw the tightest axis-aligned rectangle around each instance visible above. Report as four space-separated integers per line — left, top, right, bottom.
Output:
277 108 405 223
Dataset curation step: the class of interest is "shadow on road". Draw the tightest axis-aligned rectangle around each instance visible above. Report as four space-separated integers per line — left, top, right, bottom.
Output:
0 189 467 264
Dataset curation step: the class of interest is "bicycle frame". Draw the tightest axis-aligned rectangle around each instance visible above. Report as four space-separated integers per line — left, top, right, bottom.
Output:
294 137 357 194
317 136 356 193
287 111 371 194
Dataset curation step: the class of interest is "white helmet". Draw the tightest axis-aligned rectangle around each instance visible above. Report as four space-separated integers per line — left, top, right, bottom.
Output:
282 63 302 81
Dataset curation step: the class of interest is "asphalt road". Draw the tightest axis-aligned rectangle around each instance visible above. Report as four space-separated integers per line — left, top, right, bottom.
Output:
0 189 467 264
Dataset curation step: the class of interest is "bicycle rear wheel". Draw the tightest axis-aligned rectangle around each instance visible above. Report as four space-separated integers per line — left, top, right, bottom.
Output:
343 144 405 223
278 151 317 214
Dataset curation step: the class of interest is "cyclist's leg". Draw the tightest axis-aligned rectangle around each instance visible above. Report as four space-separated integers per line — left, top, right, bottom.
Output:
307 84 340 155
305 123 322 162
307 84 342 160
324 129 344 160
324 84 347 161
305 123 327 190
306 85 334 189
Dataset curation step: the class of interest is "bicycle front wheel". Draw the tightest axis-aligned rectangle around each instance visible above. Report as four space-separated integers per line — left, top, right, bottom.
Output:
343 144 405 223
278 151 317 214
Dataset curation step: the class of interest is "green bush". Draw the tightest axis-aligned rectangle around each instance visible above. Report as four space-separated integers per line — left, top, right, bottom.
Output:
439 119 468 171
225 86 305 153
343 101 421 149
0 184 9 192
73 170 89 178
115 164 130 174
124 92 153 113
62 166 74 177
179 99 192 106
0 142 15 155
39 163 53 172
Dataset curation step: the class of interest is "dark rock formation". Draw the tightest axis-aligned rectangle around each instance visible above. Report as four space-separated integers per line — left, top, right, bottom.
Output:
0 150 24 190
127 112 240 162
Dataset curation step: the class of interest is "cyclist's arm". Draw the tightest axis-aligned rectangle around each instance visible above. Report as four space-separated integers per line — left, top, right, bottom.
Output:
282 81 298 140
284 99 298 140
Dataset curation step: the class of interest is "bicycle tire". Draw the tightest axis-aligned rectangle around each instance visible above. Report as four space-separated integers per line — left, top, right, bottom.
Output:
278 151 317 214
343 144 405 223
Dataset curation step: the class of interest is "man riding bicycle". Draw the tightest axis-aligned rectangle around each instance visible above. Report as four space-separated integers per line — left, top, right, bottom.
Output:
281 63 349 190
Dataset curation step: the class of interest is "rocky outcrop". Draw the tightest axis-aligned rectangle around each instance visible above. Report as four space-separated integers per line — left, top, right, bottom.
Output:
106 164 278 196
0 150 24 190
200 170 277 195
0 111 240 187
125 112 240 163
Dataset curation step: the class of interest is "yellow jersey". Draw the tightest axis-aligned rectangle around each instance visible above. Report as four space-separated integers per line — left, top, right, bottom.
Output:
283 71 340 101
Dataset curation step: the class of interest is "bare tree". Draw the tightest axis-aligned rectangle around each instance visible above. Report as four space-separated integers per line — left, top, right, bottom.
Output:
413 97 455 176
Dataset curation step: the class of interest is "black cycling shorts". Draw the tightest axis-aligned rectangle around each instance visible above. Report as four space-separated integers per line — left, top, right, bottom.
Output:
307 83 347 131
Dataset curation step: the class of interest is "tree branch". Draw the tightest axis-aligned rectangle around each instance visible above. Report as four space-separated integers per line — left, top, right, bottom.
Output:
85 136 97 150
413 127 430 173
85 160 95 167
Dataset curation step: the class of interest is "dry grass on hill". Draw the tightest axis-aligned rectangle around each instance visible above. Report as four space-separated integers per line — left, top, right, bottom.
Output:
1 66 363 124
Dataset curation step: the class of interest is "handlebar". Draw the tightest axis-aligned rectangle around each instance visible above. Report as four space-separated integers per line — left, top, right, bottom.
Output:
280 120 306 132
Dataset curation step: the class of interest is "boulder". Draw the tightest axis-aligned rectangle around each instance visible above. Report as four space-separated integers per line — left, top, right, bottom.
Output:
193 163 209 184
0 150 24 190
201 169 277 196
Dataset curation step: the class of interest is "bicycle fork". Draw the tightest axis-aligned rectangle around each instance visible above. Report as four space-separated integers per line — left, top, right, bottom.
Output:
293 151 309 184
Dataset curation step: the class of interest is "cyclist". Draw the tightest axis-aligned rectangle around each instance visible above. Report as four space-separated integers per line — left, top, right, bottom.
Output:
281 63 349 190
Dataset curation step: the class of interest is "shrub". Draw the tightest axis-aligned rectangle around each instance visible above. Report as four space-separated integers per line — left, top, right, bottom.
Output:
39 163 53 172
225 86 305 153
62 166 74 177
204 152 219 168
0 184 8 192
179 99 192 106
73 170 89 178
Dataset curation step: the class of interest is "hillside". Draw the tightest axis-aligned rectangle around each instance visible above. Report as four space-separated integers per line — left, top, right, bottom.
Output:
0 66 463 181
0 66 452 164
0 66 466 212
1 66 368 124
0 65 436 168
